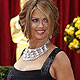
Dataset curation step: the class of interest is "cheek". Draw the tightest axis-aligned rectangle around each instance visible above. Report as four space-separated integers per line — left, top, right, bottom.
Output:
44 24 48 27
47 27 52 36
31 25 37 32
30 23 35 30
30 26 36 35
47 30 49 35
45 25 49 33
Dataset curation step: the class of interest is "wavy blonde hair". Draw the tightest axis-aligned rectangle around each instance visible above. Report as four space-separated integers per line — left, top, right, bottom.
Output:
19 0 59 39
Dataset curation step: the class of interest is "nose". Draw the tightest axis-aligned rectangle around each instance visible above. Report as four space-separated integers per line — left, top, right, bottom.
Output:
38 21 44 28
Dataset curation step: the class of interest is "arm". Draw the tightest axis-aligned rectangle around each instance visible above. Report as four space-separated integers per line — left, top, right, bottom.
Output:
52 51 75 80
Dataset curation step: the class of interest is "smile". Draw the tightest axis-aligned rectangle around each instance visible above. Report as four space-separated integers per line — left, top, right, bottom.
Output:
36 30 46 34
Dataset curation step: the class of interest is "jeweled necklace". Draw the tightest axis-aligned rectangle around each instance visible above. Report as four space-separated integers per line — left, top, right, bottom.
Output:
23 40 50 61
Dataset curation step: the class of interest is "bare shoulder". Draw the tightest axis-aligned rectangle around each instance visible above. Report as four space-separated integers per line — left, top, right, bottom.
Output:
52 50 75 80
52 51 71 72
54 51 70 65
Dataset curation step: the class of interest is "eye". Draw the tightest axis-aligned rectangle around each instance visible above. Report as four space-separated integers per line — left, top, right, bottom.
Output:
32 19 38 22
43 18 48 23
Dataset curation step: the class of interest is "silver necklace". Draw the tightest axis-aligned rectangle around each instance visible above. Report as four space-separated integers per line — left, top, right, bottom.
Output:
23 40 50 61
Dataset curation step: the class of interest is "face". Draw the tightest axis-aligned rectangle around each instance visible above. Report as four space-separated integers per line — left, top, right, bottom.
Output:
30 8 49 40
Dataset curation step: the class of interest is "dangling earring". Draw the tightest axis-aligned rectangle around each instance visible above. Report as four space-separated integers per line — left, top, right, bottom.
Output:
50 35 52 39
48 33 52 39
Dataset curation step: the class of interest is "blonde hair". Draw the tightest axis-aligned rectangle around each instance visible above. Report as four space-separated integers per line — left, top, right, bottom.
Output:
19 0 59 39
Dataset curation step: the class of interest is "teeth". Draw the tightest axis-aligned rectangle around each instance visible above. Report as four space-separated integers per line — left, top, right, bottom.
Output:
36 30 45 34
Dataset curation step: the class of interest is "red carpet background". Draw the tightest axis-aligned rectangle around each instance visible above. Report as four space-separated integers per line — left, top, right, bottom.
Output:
0 0 80 80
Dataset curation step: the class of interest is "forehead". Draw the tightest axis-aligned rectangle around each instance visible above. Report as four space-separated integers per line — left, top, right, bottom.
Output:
31 8 47 18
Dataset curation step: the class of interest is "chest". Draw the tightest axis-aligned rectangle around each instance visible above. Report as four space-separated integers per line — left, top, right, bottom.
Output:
14 52 49 71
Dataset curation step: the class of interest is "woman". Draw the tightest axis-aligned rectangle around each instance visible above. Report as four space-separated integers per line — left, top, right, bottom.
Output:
7 0 75 80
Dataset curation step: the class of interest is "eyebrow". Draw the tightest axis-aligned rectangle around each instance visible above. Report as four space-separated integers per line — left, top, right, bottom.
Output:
32 17 38 18
32 17 47 19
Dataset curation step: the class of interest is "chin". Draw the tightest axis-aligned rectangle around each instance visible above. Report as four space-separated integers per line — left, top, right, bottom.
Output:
34 35 48 40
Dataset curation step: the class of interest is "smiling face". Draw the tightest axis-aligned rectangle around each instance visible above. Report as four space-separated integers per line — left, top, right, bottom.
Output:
30 8 49 40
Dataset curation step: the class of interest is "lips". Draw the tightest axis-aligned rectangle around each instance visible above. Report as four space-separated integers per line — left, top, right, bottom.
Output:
35 30 46 34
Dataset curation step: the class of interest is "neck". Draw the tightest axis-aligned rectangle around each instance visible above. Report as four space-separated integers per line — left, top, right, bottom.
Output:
29 39 49 49
23 39 50 61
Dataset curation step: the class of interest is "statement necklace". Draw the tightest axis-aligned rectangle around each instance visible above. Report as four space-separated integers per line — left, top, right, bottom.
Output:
23 40 50 61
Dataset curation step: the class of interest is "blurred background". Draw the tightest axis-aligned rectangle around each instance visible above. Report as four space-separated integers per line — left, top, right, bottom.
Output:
0 0 80 80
